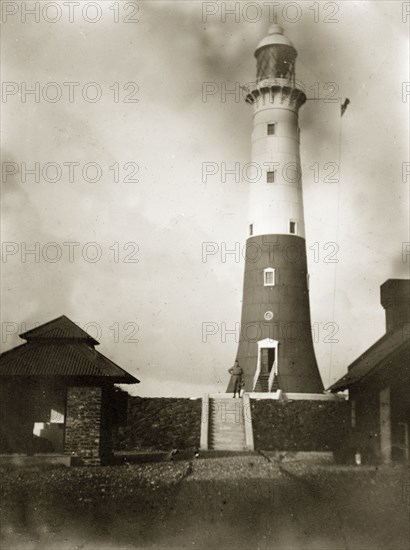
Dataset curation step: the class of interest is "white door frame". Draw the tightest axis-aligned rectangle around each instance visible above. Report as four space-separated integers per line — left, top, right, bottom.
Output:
253 338 279 391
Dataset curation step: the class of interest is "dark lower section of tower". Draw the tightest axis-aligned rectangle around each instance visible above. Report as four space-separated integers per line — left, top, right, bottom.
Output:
227 234 324 394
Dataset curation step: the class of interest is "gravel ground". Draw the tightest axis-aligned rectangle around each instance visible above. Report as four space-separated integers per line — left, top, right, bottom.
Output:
1 456 409 550
190 455 282 480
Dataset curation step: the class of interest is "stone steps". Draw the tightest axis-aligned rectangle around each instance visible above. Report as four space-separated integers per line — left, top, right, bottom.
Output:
254 373 279 392
208 397 247 451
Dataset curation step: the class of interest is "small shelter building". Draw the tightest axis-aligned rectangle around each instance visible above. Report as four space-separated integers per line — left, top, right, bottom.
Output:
0 316 139 465
330 280 410 464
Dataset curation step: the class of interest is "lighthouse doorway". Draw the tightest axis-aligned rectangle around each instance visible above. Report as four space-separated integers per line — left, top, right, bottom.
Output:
261 348 275 375
253 339 279 392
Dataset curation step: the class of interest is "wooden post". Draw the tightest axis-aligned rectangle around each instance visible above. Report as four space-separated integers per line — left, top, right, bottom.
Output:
200 394 209 450
379 386 391 464
243 392 254 451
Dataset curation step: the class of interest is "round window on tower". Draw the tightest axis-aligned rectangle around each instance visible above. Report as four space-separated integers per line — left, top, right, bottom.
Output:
264 311 274 321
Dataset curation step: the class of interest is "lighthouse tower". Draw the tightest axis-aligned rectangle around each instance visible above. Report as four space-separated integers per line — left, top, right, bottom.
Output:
228 25 324 394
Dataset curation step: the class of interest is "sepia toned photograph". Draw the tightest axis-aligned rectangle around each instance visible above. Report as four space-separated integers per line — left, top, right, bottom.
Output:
1 1 409 548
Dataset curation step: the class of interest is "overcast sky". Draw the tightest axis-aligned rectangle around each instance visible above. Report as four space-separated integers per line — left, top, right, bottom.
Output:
1 1 409 396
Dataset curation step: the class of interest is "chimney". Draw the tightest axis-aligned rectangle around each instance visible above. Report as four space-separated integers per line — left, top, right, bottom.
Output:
380 279 410 333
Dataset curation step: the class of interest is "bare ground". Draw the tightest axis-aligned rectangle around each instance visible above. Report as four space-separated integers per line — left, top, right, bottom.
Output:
1 454 409 550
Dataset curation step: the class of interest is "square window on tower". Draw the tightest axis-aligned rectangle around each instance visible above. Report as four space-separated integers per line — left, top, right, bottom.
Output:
264 268 275 286
289 220 297 234
267 171 275 183
267 123 276 135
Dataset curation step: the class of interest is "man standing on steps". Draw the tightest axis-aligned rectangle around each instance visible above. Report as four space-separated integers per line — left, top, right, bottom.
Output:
228 360 244 398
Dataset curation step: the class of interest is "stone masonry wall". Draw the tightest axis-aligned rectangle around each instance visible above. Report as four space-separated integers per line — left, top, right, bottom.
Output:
115 396 349 454
65 386 102 465
251 399 350 452
116 397 201 451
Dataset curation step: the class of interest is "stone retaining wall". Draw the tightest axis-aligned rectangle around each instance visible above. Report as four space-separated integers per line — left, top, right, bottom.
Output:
116 397 202 451
251 399 350 452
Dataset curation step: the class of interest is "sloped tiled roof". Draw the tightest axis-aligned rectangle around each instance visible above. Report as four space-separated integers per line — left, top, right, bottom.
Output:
20 315 99 345
0 316 139 383
329 327 409 392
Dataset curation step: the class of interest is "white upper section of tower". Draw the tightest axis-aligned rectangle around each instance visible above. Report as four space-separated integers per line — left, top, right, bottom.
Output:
246 25 307 240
